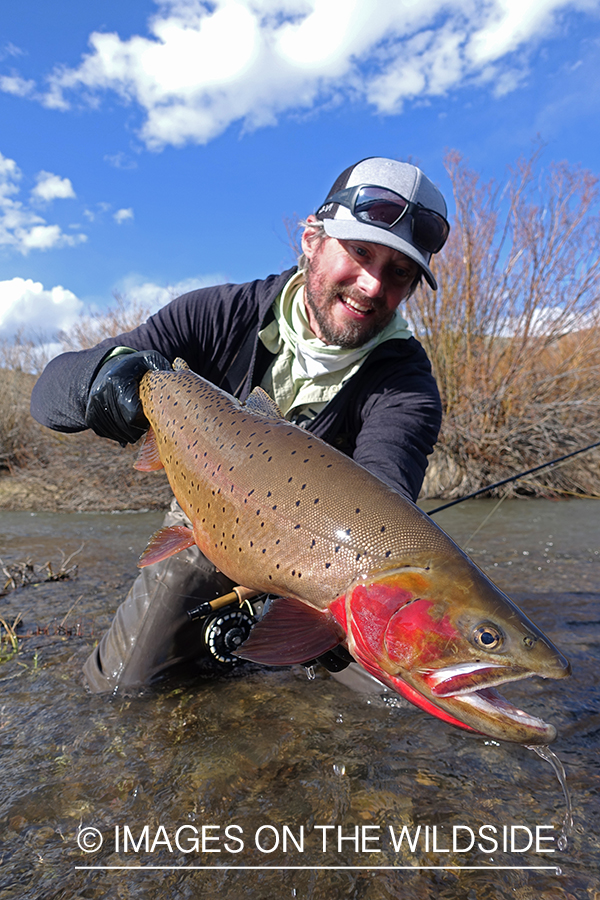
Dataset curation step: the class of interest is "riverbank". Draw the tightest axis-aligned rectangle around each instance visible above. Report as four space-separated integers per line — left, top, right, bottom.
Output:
1 425 599 512
1 366 599 512
0 428 173 512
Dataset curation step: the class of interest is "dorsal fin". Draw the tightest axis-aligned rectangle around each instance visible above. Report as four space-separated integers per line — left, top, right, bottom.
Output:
173 358 190 371
245 387 284 419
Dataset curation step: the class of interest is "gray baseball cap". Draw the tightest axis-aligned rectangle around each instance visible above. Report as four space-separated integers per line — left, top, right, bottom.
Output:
315 157 448 289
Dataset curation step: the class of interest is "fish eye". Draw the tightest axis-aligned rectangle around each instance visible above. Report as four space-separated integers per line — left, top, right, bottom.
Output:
472 623 503 651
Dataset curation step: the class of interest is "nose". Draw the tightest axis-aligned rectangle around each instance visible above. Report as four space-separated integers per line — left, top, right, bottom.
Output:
356 266 385 299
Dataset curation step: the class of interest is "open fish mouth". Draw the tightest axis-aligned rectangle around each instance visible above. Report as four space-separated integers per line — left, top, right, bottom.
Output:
420 661 556 743
452 686 554 738
422 661 533 697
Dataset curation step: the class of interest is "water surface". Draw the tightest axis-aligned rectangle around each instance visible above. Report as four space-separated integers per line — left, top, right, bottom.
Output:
0 499 598 899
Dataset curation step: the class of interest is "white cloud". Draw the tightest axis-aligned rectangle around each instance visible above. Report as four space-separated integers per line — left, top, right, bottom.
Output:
0 73 35 96
27 0 599 149
115 273 225 315
0 152 86 253
0 272 223 354
0 43 24 62
104 151 138 169
114 207 134 224
31 171 76 202
0 276 83 339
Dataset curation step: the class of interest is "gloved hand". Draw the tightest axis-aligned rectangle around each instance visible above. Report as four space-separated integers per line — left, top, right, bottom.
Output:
85 349 172 445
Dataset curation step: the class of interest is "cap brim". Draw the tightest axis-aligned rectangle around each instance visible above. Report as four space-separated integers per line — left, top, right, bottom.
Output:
322 218 437 290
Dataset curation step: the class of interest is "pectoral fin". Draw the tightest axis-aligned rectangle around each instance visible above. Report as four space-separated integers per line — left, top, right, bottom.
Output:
234 597 344 665
138 525 196 567
134 427 163 472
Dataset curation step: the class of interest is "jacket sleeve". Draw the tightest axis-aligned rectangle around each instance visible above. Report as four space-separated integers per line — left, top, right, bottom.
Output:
349 341 442 502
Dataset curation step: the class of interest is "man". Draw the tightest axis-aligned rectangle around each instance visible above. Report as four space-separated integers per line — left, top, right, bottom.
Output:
31 156 449 692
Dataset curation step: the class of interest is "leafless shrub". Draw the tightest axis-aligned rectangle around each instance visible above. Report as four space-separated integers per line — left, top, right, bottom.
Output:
0 366 39 470
0 329 54 375
411 149 600 498
0 545 82 596
58 291 152 351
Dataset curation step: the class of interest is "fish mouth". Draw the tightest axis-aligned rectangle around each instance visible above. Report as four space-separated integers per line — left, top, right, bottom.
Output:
417 661 558 744
422 661 532 697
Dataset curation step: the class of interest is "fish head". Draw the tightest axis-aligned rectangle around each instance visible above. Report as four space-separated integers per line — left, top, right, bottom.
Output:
330 553 571 744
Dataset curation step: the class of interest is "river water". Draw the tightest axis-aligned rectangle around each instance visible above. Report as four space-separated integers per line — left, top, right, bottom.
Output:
0 499 598 900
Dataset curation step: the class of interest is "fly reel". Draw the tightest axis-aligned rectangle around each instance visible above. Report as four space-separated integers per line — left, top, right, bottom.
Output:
202 608 255 665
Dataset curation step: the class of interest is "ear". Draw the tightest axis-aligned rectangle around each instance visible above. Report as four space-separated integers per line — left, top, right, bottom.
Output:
301 214 323 262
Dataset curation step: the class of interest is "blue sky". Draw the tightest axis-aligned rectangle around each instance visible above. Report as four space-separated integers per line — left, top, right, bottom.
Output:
1 0 599 342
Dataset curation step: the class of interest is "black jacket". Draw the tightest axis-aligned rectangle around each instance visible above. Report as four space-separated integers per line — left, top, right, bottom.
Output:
31 268 441 501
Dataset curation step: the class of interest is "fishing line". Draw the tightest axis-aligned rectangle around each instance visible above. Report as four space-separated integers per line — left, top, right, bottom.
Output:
428 439 600 515
465 495 507 545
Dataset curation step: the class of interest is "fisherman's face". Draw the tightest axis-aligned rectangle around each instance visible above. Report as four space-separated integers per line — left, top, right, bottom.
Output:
301 221 420 348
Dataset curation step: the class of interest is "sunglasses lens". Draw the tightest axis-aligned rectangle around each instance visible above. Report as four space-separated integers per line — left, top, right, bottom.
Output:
412 210 449 254
353 187 408 227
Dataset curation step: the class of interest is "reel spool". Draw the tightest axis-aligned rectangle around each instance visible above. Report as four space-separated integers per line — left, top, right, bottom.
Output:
202 608 255 665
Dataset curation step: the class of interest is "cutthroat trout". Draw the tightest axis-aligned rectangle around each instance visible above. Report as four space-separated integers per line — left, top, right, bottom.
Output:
135 360 570 744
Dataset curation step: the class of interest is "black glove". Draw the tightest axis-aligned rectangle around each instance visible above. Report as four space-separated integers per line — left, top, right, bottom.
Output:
85 349 172 445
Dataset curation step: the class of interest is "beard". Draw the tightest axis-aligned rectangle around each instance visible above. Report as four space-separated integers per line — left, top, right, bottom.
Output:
304 261 395 349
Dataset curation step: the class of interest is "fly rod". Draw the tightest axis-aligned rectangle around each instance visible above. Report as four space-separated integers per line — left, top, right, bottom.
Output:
428 439 600 515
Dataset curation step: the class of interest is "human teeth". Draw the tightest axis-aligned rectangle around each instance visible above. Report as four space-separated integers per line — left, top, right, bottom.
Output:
343 296 372 313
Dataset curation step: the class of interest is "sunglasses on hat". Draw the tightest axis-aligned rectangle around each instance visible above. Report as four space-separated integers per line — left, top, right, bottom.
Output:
317 184 450 255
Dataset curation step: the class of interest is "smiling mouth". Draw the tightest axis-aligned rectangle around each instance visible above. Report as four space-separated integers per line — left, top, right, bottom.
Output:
339 294 374 316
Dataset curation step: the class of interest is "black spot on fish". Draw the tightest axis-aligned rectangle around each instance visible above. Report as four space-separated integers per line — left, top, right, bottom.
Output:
314 498 319 504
